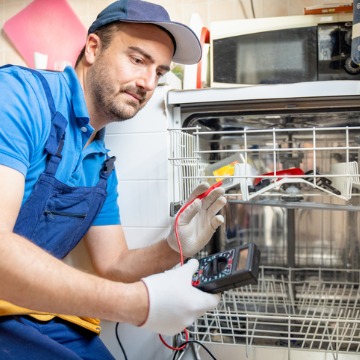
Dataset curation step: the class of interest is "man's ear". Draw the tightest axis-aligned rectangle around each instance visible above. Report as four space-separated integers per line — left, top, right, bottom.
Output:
84 34 101 65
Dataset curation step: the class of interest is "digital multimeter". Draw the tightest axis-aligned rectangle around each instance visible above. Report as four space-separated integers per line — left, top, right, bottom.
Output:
192 243 260 293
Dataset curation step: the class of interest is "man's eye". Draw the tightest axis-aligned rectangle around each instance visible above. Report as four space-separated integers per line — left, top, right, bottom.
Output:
132 57 143 64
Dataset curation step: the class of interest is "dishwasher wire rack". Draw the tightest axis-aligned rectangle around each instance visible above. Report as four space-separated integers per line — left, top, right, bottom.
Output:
170 125 360 357
187 266 360 357
169 126 360 206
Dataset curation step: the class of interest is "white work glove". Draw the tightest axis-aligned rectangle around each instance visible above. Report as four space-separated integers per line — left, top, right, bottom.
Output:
167 183 227 257
141 259 220 336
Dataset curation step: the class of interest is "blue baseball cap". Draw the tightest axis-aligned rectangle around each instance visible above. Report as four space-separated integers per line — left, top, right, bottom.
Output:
88 0 202 65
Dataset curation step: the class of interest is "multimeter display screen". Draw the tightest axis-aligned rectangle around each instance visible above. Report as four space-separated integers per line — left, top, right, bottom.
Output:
237 248 248 271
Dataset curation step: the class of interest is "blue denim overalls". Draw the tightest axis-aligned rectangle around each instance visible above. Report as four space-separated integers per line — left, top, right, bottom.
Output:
0 66 116 360
11 67 116 259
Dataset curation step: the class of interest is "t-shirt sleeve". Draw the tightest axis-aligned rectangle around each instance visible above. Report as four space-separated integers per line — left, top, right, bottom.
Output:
0 68 49 176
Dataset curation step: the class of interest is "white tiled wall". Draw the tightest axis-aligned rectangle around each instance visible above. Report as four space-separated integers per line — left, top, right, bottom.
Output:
105 85 172 238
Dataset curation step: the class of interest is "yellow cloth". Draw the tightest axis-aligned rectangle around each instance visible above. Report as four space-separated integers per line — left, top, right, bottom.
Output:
0 300 101 334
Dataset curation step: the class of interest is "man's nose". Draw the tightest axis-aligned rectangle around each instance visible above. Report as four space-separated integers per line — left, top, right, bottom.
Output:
136 68 158 91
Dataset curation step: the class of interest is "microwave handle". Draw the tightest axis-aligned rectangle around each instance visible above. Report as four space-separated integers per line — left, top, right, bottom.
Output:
351 0 360 66
196 27 210 89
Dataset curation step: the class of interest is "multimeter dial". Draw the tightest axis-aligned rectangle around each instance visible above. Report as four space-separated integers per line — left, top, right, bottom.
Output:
192 243 260 293
195 249 235 284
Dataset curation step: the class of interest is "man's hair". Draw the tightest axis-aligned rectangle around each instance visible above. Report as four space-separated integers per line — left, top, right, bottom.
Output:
75 23 127 67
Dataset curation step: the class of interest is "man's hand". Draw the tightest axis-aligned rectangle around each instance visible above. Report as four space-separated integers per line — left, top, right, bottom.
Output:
167 183 227 257
140 259 220 335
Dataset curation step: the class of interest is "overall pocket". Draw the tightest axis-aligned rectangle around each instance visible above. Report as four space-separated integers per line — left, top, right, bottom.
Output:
33 193 91 258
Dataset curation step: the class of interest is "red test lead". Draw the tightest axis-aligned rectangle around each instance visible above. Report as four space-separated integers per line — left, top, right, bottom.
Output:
196 180 224 200
159 180 224 351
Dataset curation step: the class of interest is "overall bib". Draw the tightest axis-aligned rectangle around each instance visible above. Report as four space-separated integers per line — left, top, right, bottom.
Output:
12 68 115 259
0 66 116 360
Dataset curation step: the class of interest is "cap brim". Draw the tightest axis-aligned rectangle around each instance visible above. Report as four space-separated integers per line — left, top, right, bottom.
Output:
119 20 202 65
153 21 202 65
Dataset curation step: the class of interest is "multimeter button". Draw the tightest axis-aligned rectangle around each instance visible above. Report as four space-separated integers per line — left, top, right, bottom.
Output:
192 280 200 286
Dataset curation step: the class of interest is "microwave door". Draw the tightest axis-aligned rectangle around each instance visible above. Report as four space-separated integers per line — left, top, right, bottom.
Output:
213 27 318 85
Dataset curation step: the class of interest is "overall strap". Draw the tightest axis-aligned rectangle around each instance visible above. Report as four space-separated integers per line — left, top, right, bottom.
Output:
27 68 68 174
23 66 114 181
100 156 116 179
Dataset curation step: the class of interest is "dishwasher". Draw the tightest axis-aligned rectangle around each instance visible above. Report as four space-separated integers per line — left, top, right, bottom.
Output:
167 81 360 360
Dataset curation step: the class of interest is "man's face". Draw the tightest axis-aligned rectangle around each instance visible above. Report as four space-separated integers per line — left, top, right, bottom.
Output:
87 23 174 122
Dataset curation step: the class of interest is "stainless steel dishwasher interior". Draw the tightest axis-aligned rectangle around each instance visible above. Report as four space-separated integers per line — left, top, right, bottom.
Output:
169 106 360 356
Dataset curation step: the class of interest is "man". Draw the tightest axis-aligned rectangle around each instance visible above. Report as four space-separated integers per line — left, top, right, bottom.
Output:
0 0 226 359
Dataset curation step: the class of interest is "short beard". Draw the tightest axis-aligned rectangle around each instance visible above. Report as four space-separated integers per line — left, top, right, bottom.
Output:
87 59 147 122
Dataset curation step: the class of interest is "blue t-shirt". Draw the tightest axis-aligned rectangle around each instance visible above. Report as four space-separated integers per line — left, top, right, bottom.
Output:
0 65 120 226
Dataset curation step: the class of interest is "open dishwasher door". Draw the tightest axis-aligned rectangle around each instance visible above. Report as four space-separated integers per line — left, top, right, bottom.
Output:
167 81 360 360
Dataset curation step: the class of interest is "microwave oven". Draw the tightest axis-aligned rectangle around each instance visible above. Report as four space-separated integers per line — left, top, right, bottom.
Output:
210 13 360 87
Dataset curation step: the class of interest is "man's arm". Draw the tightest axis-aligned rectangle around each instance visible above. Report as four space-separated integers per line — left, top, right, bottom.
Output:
0 164 148 326
84 182 227 283
84 225 181 282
